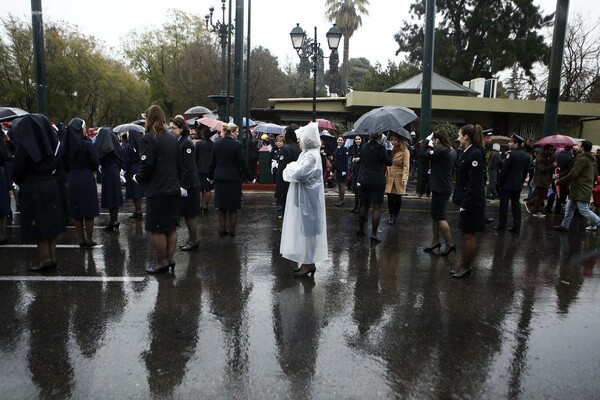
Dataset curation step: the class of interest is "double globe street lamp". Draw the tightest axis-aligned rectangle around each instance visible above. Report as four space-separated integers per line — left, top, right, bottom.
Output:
206 0 233 119
290 23 342 122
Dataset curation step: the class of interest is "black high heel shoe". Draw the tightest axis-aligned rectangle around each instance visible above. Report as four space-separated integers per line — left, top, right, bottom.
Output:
103 221 120 232
440 245 456 257
450 269 472 279
219 229 229 237
423 243 441 253
180 241 199 251
294 266 316 278
168 260 176 271
145 262 170 274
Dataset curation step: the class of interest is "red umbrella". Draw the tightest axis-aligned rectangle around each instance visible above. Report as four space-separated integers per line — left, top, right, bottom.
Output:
316 118 336 130
534 134 578 147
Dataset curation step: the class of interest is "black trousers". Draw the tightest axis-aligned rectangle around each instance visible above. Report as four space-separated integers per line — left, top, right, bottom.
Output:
499 189 522 229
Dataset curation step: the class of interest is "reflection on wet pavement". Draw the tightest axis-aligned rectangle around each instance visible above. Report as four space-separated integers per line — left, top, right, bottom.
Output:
1 194 599 398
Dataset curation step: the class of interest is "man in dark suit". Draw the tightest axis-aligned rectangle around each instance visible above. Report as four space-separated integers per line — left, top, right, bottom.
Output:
494 134 531 233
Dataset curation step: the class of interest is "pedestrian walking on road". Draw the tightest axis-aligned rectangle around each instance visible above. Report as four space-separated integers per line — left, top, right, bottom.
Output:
134 105 182 274
420 129 456 255
356 131 392 244
12 114 66 271
275 124 301 217
385 131 410 225
525 144 556 216
208 123 255 237
553 140 600 233
195 127 214 213
280 122 328 277
122 129 145 219
95 127 123 231
64 118 100 247
332 136 349 207
452 124 486 278
494 134 530 234
170 116 201 251
349 135 363 212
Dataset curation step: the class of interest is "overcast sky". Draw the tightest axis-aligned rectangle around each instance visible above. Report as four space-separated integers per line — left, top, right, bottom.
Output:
2 0 598 70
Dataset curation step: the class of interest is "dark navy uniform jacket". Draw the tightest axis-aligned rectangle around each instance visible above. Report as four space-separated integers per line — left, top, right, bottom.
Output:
208 136 254 182
195 139 213 175
275 143 301 198
332 145 349 173
358 139 392 185
498 147 530 192
421 146 457 194
179 136 200 189
453 145 486 209
136 131 181 198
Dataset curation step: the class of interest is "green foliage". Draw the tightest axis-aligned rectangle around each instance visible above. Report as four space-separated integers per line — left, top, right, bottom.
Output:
0 15 148 125
395 0 553 83
431 121 459 141
246 46 292 107
355 60 420 92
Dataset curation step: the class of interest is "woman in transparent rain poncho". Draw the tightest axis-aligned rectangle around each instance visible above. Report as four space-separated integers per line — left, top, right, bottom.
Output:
280 122 328 277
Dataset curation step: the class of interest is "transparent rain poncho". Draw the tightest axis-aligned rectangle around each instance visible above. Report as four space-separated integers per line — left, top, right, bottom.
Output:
280 122 328 265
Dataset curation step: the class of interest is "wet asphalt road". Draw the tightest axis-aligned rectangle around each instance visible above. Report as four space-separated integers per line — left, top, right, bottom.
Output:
1 191 599 399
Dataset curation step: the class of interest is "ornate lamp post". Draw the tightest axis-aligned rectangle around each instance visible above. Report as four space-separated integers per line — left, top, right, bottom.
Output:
206 0 233 119
290 23 342 121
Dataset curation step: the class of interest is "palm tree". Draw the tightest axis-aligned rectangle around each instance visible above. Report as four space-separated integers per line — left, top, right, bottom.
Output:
325 0 369 95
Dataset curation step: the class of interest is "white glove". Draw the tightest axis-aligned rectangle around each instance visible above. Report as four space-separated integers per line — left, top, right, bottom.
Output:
252 179 257 183
120 169 125 178
207 178 214 184
132 174 139 184
98 165 102 174
459 207 466 212
12 183 19 191
341 172 346 176
180 187 188 197
427 140 434 148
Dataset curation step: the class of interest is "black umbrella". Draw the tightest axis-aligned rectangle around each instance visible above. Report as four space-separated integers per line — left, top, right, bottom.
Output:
353 106 418 137
183 106 212 118
113 123 144 133
341 129 369 138
0 107 29 122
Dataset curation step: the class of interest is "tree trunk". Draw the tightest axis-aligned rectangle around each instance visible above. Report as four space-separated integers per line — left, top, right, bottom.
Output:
342 35 350 95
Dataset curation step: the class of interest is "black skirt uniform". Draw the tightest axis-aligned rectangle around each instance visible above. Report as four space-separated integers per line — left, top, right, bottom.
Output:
453 145 486 233
122 142 145 200
100 152 124 210
179 136 201 217
136 131 181 233
195 139 214 192
67 140 100 219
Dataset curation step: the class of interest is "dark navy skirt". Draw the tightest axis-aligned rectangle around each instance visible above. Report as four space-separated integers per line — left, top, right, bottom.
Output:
125 163 145 200
68 169 99 219
180 187 200 217
198 173 214 192
214 180 242 210
100 163 124 209
145 194 180 233
19 175 66 241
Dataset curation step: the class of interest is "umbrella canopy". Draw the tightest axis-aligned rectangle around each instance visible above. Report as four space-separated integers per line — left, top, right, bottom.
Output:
183 106 212 118
113 123 144 133
535 134 578 147
341 129 369 138
229 116 257 127
488 135 511 144
0 107 29 122
131 119 145 126
316 118 336 130
384 126 412 141
253 122 285 135
196 117 224 131
353 106 418 136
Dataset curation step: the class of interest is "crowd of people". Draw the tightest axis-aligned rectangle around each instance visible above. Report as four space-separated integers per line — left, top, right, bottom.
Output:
2 112 599 279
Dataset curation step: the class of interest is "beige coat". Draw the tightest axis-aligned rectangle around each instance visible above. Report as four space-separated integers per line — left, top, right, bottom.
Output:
385 147 410 194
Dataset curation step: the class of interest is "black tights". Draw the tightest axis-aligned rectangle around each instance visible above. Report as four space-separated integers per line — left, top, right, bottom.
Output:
387 194 402 217
359 202 382 236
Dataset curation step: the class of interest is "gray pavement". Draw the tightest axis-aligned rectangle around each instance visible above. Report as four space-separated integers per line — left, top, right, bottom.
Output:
1 192 600 399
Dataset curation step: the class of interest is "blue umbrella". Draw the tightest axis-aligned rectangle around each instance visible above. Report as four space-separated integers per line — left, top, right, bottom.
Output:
229 116 257 127
253 122 285 135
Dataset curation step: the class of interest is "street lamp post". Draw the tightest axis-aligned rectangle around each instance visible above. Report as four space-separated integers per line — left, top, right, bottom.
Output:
206 0 233 119
290 23 342 122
